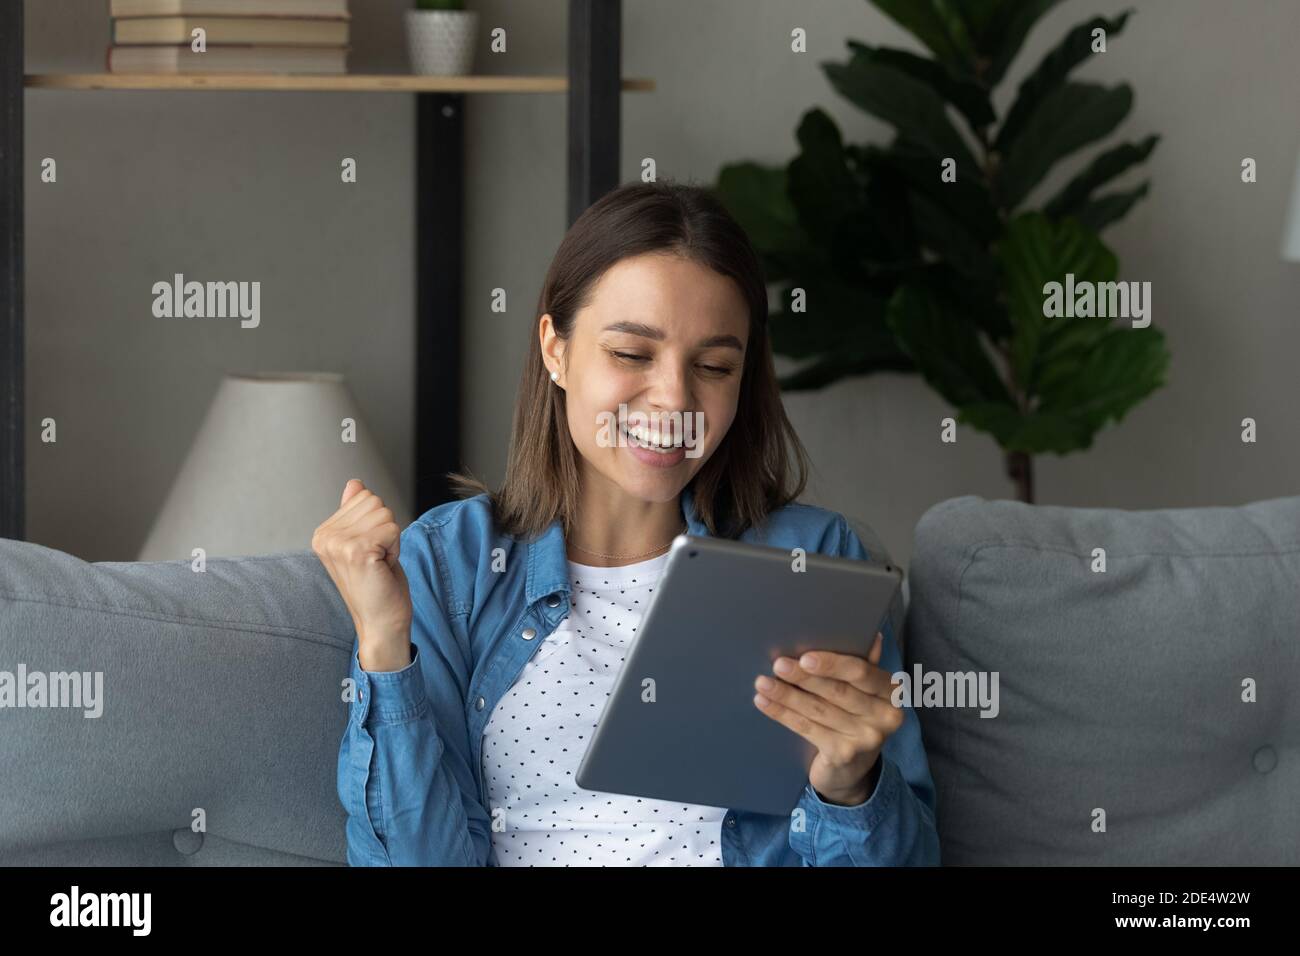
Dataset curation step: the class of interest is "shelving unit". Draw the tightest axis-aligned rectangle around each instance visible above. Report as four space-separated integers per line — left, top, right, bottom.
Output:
0 0 652 542
25 73 654 92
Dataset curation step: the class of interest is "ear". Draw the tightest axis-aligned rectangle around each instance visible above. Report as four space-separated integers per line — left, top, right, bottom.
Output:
539 313 566 385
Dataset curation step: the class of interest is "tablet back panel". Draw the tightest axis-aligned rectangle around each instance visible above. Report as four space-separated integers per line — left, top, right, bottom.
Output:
575 534 902 816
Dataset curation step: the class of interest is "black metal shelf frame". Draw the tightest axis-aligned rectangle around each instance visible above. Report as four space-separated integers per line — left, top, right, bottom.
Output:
0 0 623 540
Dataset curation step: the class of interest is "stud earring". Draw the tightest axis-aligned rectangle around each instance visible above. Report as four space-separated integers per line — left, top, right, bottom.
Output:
550 370 559 382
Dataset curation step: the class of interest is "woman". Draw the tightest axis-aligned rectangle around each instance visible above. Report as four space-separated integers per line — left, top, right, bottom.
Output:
313 179 940 866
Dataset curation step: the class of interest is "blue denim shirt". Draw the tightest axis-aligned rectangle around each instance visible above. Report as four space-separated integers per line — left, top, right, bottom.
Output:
337 485 940 866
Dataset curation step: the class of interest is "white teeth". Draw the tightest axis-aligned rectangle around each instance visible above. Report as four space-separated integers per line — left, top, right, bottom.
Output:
624 424 680 450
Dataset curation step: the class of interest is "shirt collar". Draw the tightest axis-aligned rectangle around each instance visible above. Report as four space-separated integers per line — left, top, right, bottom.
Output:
525 483 710 605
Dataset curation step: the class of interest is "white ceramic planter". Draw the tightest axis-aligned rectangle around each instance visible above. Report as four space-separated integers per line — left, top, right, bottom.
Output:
405 10 478 75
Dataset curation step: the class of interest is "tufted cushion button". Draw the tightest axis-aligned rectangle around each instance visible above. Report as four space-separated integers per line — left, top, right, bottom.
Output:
173 828 203 856
1252 745 1277 774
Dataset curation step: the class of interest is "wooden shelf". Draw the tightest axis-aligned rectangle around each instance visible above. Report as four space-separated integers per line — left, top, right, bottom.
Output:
25 73 655 93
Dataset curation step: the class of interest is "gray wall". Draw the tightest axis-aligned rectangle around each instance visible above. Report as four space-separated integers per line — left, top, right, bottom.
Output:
24 0 417 561
23 0 1300 567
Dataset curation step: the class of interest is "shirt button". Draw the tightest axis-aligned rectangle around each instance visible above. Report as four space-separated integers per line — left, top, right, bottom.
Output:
475 696 485 711
545 594 561 608
521 627 537 640
357 689 364 702
725 816 736 828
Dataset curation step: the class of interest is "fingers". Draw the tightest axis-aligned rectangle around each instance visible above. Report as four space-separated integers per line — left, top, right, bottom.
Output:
790 635 896 699
367 513 402 566
337 481 378 518
756 672 904 752
340 477 364 508
330 484 390 528
754 675 859 735
772 650 895 704
868 630 884 666
767 666 876 716
351 503 398 534
754 632 908 764
752 689 840 754
312 484 400 563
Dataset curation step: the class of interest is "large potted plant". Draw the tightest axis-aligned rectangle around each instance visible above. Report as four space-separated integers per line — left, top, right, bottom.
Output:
406 0 478 76
714 1 1168 503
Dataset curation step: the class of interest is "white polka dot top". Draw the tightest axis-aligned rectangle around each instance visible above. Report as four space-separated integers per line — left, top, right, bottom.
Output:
483 550 729 866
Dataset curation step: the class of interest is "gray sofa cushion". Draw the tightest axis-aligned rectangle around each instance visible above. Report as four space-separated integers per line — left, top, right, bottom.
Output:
0 540 353 865
7 492 1297 866
906 494 1300 865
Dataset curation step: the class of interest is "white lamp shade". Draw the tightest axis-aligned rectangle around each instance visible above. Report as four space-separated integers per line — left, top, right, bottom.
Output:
1282 148 1300 262
138 372 411 560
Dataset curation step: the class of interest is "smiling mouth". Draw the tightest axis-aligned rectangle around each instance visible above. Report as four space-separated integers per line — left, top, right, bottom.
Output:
621 423 685 453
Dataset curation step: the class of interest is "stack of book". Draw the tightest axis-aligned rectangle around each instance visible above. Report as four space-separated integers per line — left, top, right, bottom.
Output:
108 0 350 74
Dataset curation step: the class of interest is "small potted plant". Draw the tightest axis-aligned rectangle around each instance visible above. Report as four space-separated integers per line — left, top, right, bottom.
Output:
406 0 478 75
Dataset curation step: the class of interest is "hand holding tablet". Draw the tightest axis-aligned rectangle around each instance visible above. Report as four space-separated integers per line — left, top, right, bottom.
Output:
754 628 904 807
576 533 904 815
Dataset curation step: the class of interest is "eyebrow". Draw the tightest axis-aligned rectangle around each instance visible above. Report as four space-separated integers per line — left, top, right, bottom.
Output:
600 321 745 351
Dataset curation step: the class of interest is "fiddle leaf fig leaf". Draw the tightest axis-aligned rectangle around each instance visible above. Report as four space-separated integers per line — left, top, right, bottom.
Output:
996 10 1135 151
997 82 1133 210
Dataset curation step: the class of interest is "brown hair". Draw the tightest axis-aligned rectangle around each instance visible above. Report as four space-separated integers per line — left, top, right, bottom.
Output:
448 177 809 540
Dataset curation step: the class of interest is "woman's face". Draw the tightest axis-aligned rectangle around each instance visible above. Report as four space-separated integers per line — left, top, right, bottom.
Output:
540 252 750 505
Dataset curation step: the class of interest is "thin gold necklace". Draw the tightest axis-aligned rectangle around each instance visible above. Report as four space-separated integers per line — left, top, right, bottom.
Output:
568 521 687 561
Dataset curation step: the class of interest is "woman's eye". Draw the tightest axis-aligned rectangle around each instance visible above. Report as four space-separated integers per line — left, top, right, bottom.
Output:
609 350 732 376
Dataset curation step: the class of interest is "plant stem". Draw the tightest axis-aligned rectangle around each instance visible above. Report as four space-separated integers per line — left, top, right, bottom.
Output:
1005 449 1034 504
980 91 1033 503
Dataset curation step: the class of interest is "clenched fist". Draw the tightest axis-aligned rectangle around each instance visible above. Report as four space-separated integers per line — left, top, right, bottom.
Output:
312 478 413 673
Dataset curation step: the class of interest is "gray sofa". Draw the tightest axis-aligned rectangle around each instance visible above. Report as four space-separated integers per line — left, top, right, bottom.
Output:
1 494 1296 865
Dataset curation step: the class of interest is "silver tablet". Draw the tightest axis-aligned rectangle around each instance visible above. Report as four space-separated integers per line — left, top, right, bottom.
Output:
575 533 903 816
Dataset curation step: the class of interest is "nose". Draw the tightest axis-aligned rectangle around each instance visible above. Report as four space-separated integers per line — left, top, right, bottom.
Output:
644 355 692 414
